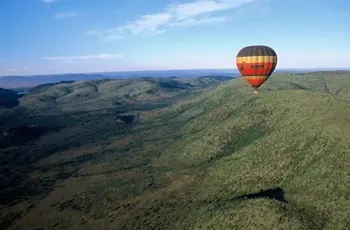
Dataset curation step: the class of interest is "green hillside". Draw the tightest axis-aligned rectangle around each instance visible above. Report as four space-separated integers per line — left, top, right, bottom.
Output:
1 72 350 230
20 76 230 112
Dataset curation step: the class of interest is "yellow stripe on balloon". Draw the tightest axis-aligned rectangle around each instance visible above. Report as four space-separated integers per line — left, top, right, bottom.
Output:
236 56 277 64
244 75 267 80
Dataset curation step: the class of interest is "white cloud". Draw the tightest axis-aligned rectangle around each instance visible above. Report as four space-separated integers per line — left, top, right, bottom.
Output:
171 16 230 27
1 66 32 75
85 29 123 41
168 0 254 20
120 13 173 36
6 68 31 73
87 0 261 41
237 0 271 18
86 13 172 41
55 12 79 19
103 34 123 41
41 0 57 3
43 53 123 61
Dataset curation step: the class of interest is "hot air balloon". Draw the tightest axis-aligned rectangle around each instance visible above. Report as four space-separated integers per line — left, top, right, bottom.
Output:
236 45 277 94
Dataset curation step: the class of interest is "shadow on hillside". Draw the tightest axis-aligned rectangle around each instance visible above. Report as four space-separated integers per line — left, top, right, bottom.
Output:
116 115 137 124
0 88 22 108
0 125 61 148
0 99 20 108
208 124 270 164
232 187 287 203
0 151 95 205
289 82 309 90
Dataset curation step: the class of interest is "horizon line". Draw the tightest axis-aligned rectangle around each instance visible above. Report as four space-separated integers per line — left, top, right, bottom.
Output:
1 67 350 78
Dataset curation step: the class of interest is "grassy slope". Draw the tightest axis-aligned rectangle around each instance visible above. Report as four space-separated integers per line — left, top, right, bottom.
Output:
0 76 230 229
18 77 228 112
2 72 350 230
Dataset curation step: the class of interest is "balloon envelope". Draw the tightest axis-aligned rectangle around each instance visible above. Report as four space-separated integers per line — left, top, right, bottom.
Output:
236 45 277 91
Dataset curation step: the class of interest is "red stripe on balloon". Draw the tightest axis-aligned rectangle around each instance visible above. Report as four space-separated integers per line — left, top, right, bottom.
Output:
236 62 276 76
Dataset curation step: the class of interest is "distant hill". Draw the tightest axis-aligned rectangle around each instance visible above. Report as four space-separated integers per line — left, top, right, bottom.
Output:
1 71 350 230
17 76 232 113
27 81 75 94
2 68 349 89
0 74 110 89
0 69 239 89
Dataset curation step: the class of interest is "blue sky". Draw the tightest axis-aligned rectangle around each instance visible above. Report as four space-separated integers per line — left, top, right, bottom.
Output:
1 0 349 76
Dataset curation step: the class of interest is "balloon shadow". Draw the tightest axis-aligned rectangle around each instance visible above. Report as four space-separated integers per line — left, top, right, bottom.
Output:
232 187 287 203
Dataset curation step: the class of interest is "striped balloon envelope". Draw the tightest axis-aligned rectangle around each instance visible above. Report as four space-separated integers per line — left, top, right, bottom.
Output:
236 45 277 94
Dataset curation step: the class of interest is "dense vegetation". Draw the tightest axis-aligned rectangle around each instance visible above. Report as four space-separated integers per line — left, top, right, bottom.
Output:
1 72 350 230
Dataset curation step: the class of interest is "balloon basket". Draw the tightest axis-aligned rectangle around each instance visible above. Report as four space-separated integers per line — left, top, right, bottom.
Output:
253 89 259 95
